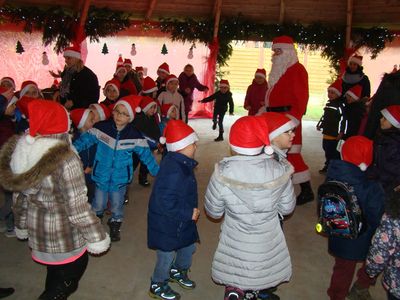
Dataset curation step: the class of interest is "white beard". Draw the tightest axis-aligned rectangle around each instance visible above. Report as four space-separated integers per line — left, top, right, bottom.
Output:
268 49 299 87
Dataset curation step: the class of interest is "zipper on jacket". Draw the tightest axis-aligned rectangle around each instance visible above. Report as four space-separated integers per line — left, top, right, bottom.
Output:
109 130 120 187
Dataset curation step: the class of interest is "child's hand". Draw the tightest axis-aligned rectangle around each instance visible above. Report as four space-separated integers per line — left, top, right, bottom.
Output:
84 167 92 174
192 208 200 221
336 133 344 140
316 125 321 131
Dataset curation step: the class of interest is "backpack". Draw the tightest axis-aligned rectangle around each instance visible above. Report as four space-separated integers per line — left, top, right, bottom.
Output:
316 180 365 239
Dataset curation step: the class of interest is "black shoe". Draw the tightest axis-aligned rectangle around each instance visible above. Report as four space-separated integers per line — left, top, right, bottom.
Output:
124 197 129 205
296 181 315 205
214 133 224 142
258 287 280 300
0 287 14 299
319 166 328 174
108 220 122 242
139 179 150 187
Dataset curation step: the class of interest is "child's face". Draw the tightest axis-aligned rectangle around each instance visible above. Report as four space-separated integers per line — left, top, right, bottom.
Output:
125 65 132 72
327 90 338 100
220 86 229 94
184 66 194 77
1 81 14 91
25 86 40 98
167 81 179 93
254 75 265 85
169 107 178 120
113 104 131 128
105 85 119 101
380 116 393 130
272 129 295 150
146 105 157 116
178 143 197 159
346 94 357 104
81 111 95 132
116 68 127 81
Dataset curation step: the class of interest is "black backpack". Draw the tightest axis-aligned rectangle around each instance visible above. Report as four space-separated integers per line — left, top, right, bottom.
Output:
316 180 365 239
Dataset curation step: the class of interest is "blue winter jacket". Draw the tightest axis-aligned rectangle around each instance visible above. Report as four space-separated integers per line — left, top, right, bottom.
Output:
72 130 97 185
73 119 159 192
148 152 199 251
327 159 385 260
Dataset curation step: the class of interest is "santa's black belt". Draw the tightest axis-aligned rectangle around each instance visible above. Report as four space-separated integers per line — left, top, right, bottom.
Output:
266 106 291 112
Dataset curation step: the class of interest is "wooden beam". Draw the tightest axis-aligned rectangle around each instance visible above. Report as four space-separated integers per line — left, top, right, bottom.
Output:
79 0 91 27
213 0 222 38
345 0 354 48
279 0 285 24
145 0 157 21
0 0 6 7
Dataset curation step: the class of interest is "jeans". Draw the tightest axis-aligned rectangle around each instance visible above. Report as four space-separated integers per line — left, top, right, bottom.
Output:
322 139 340 168
152 243 196 283
93 186 127 222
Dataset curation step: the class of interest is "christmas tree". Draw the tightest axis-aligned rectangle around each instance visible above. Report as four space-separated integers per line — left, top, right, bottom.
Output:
102 43 109 55
16 40 24 54
161 43 168 55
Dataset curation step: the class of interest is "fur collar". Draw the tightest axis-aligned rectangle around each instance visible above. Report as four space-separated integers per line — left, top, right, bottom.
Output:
0 135 75 192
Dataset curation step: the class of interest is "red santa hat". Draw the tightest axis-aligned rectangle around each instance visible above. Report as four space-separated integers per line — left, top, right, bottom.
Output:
161 103 178 119
328 79 343 97
90 103 111 121
26 100 70 144
103 79 121 97
70 108 91 129
261 112 298 140
141 77 158 94
0 86 7 94
160 119 199 152
219 79 230 88
16 96 35 118
19 80 40 98
272 36 295 50
345 85 362 101
166 74 179 86
140 96 157 113
63 45 81 60
229 116 273 155
115 55 127 75
158 63 170 75
381 105 400 129
114 95 142 122
348 55 363 66
0 77 16 89
340 136 373 171
255 68 266 79
135 66 144 74
123 58 132 67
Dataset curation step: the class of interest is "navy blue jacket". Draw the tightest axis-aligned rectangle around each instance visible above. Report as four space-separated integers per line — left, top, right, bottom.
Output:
72 129 97 185
148 152 199 251
327 160 384 260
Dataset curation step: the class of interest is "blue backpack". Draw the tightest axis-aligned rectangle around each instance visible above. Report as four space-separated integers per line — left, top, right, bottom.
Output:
316 180 365 239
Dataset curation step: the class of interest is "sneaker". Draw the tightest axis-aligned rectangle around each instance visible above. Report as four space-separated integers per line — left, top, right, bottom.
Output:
224 286 244 300
169 267 196 289
5 229 16 238
149 282 181 300
258 288 280 300
244 290 258 299
139 179 150 187
347 284 373 300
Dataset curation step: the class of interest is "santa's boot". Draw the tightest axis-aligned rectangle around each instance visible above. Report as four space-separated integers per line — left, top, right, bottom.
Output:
214 132 224 142
296 181 314 205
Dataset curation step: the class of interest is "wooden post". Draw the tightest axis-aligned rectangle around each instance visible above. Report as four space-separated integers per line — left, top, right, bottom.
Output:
0 0 6 7
279 0 285 24
345 0 353 47
145 0 157 21
79 0 91 27
213 0 222 38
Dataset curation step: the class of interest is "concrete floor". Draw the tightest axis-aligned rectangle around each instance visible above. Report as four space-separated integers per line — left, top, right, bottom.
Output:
0 117 386 300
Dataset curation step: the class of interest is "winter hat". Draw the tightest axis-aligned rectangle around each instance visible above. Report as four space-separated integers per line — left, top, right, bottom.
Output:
123 58 132 67
141 77 158 94
345 85 362 100
381 105 400 129
160 119 199 152
161 103 178 119
0 77 16 89
348 55 363 66
272 36 295 50
261 112 297 140
255 68 266 79
135 66 144 74
115 55 126 75
328 79 343 97
63 45 81 59
340 136 373 171
16 96 35 118
229 116 273 155
114 95 142 122
166 74 179 86
0 86 7 94
19 80 40 98
140 96 157 113
70 108 91 129
158 63 170 75
103 79 121 97
26 99 69 144
90 103 111 121
219 79 230 88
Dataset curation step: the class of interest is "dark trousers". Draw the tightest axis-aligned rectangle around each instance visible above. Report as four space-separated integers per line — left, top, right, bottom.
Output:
388 292 400 300
327 257 375 300
213 110 226 133
132 153 149 182
322 139 340 168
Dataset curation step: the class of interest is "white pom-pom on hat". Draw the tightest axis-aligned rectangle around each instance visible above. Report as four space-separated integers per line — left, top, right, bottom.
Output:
135 107 141 113
359 163 367 171
159 137 166 144
25 135 36 144
264 146 274 155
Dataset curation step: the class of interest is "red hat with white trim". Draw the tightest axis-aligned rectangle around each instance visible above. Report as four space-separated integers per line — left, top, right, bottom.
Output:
141 77 158 94
90 103 111 121
348 55 363 66
381 105 400 129
272 36 295 50
115 55 127 75
16 96 35 118
19 81 41 98
328 79 343 97
340 136 373 171
261 112 298 140
70 108 91 129
140 96 157 113
229 116 273 155
63 45 81 59
166 74 179 86
135 66 144 74
158 63 170 75
0 77 16 89
219 79 230 88
103 79 121 97
26 99 69 144
160 119 199 152
114 95 142 122
123 58 132 67
255 68 266 79
161 103 178 119
345 85 362 101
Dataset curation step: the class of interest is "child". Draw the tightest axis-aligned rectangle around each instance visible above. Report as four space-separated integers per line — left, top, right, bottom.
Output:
148 119 200 300
366 189 400 300
159 103 179 133
18 80 42 99
73 95 159 242
123 58 142 93
325 136 384 300
156 62 170 91
140 76 158 99
0 77 16 91
316 79 347 173
199 79 234 142
244 69 268 116
101 79 121 107
135 66 145 88
0 100 110 300
158 74 186 121
343 85 366 139
114 56 137 97
205 116 296 300
89 103 111 123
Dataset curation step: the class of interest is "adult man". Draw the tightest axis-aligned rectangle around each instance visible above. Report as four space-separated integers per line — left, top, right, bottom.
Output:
265 35 313 205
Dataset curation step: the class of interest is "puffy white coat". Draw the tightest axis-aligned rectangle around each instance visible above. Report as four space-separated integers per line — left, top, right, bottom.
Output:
205 154 296 290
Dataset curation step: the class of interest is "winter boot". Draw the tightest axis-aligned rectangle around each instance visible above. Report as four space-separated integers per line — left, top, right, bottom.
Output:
214 132 224 142
38 279 78 300
107 220 122 242
169 267 196 289
224 286 244 300
296 181 314 205
347 283 373 300
258 287 280 300
149 282 181 300
0 287 14 298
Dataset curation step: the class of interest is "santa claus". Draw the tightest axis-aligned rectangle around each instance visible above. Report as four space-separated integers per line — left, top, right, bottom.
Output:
264 35 314 205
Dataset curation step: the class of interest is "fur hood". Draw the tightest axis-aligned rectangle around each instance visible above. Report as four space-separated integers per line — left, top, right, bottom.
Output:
0 135 75 192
